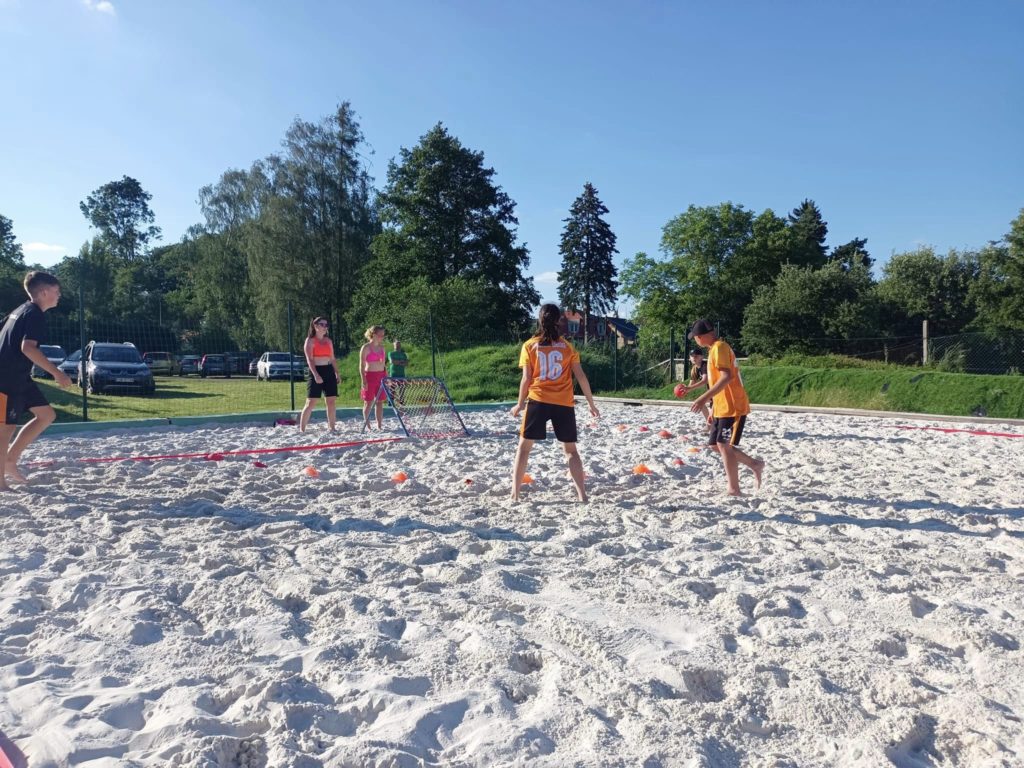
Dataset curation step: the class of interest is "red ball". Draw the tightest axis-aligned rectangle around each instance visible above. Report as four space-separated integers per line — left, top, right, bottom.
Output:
673 383 687 398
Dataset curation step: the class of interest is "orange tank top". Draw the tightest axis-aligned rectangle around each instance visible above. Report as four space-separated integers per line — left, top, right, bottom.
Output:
311 337 332 357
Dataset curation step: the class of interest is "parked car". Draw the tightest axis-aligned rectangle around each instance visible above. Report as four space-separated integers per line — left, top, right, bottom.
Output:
59 349 82 383
142 351 181 376
224 352 253 375
248 358 259 376
82 341 155 396
257 352 308 381
32 345 66 378
199 353 231 378
179 355 201 376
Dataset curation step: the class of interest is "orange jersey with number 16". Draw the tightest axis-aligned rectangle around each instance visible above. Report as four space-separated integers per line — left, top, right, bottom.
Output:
519 338 579 407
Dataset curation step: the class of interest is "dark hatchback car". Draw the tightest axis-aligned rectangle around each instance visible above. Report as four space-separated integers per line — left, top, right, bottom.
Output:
199 353 232 378
179 355 201 376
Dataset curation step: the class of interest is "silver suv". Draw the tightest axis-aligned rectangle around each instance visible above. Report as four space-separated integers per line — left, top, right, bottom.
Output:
32 344 66 378
83 341 156 396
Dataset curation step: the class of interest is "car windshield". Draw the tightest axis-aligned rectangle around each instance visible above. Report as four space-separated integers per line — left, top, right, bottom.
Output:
268 353 290 362
40 346 65 358
92 347 143 363
66 350 81 362
182 356 199 361
146 353 169 360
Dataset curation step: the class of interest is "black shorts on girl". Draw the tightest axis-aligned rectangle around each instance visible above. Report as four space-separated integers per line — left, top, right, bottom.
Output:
520 399 578 442
307 364 338 399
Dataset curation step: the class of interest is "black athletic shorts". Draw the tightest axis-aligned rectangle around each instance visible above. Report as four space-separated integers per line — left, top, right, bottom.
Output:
307 364 339 399
521 399 578 443
0 379 48 426
709 415 746 447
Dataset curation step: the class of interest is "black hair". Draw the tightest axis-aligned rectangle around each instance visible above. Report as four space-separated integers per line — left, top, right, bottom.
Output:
537 303 561 345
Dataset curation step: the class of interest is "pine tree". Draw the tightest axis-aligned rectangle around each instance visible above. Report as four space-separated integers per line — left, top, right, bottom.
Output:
787 198 828 268
557 182 619 343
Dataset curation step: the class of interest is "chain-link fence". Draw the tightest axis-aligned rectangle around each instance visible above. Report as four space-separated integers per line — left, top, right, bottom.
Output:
22 297 1024 424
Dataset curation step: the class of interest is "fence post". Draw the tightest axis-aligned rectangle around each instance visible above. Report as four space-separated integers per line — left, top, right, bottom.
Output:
288 301 295 411
429 309 437 379
613 338 618 391
684 333 691 382
78 271 88 422
922 319 929 365
669 329 676 383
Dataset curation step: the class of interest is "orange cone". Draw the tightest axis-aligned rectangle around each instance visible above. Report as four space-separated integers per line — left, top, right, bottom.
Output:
658 429 673 439
632 464 652 475
391 471 409 483
521 473 534 485
302 465 320 477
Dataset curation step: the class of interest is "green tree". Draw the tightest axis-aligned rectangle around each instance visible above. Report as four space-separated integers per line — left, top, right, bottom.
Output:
79 176 162 262
786 199 829 268
1 214 27 312
876 247 978 336
741 262 880 356
970 209 1024 333
830 237 872 271
353 123 538 340
557 182 619 343
620 203 790 340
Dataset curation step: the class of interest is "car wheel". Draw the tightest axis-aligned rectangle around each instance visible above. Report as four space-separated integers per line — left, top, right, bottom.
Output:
226 373 232 379
87 382 102 395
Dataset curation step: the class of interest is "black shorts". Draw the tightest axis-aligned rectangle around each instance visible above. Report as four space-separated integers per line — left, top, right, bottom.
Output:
0 379 49 426
709 415 746 447
306 365 338 399
521 399 578 443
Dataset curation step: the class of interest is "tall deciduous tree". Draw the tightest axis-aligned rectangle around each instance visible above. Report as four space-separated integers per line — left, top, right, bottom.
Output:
352 123 537 339
741 262 879 356
876 247 978 336
620 203 791 339
79 176 162 262
1 214 25 266
557 182 618 343
971 209 1024 333
1 214 27 312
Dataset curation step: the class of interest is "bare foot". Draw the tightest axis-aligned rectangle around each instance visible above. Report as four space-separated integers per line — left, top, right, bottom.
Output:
0 483 13 493
510 492 520 502
751 459 765 489
5 463 28 484
726 489 745 497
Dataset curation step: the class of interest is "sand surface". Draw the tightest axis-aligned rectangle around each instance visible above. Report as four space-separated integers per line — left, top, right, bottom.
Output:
1 405 1023 767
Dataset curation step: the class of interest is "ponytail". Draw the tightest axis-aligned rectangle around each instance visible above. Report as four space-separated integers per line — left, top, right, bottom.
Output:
537 303 562 345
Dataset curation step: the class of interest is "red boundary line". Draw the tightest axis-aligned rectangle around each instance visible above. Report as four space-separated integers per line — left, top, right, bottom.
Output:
27 437 402 467
896 425 1024 439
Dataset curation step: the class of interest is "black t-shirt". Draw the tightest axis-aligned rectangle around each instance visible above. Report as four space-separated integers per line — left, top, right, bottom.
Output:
690 360 707 384
0 301 46 384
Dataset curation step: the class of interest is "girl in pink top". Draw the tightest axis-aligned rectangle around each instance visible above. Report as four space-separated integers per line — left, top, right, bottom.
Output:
360 325 387 430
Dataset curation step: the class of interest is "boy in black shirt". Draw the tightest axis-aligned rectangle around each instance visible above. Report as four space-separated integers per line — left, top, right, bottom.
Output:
1 271 72 490
677 348 711 427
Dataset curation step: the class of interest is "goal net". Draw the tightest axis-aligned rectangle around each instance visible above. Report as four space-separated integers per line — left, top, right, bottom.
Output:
373 377 469 439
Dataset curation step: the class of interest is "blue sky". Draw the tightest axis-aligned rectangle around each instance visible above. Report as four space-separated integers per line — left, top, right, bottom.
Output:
2 0 1022 312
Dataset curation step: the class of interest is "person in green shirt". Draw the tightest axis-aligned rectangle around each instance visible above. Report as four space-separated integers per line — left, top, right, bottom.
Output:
387 341 409 378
